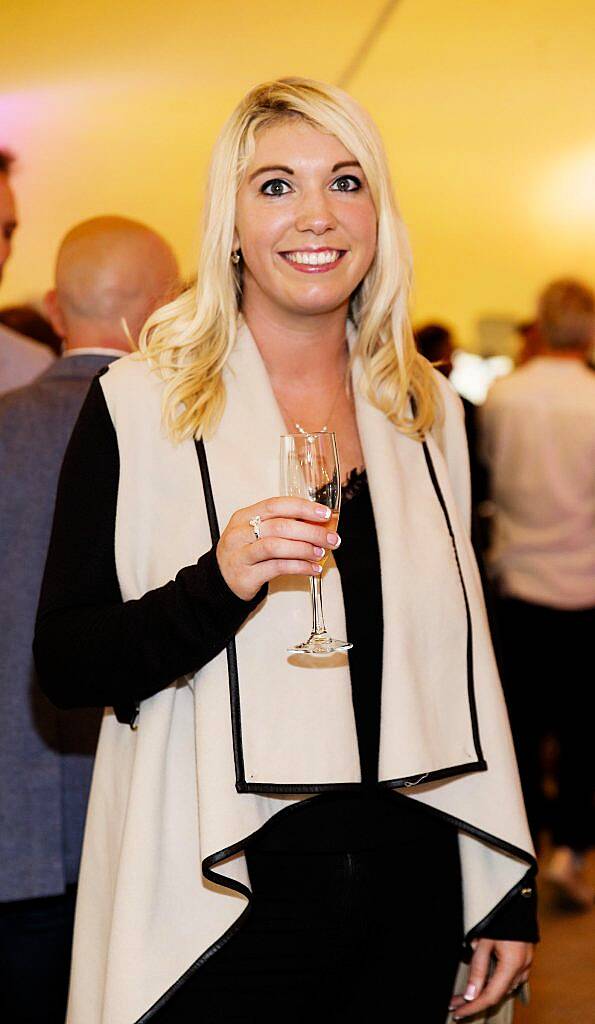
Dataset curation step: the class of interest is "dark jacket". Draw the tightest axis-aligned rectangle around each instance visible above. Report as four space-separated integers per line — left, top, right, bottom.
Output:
0 353 115 901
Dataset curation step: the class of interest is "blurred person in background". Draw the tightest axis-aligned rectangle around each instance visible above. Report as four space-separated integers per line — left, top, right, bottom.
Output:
515 319 543 367
0 304 63 356
0 215 179 1024
0 150 55 392
414 321 455 378
481 278 595 910
415 322 488 520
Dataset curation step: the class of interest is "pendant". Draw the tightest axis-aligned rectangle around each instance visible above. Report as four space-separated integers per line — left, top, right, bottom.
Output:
294 423 328 435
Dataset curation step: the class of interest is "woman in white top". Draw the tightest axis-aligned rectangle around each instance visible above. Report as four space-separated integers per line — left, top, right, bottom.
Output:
35 78 536 1024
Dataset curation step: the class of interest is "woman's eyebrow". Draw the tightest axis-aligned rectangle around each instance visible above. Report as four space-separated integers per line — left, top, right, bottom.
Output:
248 165 294 182
331 161 361 172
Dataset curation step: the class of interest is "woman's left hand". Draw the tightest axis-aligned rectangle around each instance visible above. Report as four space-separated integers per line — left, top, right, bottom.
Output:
448 939 534 1019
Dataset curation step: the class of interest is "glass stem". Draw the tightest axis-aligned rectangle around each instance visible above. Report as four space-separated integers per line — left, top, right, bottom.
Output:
309 574 328 639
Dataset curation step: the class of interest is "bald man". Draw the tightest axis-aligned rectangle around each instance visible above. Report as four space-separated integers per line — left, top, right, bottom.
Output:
45 214 179 351
0 216 179 1023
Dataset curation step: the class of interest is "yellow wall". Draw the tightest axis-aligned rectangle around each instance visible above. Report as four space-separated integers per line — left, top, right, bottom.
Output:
2 0 594 347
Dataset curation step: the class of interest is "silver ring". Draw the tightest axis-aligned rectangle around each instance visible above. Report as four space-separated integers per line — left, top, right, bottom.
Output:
248 515 261 541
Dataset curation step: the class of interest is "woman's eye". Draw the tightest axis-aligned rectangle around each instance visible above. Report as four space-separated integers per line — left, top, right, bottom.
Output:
260 178 292 196
331 175 362 192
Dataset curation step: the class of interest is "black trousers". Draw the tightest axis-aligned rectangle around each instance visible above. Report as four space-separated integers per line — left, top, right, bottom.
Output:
497 596 595 852
157 826 464 1023
0 885 76 1023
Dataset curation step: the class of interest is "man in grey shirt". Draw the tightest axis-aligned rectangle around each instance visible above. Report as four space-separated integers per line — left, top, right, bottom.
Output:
481 278 595 910
0 150 54 394
0 215 179 1022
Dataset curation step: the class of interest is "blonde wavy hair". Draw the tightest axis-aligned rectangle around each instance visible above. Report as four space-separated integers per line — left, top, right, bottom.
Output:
138 77 438 441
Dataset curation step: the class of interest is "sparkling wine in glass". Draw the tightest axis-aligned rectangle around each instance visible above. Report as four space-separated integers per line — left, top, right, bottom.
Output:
280 431 352 657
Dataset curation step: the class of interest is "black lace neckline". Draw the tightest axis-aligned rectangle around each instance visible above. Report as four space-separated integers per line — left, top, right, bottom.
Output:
341 466 367 502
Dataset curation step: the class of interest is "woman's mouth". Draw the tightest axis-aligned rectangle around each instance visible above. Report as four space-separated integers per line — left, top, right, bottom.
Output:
279 249 347 273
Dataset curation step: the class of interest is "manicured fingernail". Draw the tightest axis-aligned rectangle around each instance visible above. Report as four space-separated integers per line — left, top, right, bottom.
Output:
463 984 476 1001
312 563 322 573
313 547 325 558
315 506 331 519
326 532 340 547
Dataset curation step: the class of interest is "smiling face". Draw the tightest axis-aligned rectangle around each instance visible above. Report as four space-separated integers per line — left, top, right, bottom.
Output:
234 119 377 321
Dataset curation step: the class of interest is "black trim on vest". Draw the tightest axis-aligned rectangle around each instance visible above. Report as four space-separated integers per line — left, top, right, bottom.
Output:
235 758 488 795
421 439 484 766
195 439 246 787
194 439 221 547
132 790 537 1022
194 436 484 795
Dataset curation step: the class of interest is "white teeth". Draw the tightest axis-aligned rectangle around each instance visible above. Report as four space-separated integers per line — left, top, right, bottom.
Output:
285 250 341 266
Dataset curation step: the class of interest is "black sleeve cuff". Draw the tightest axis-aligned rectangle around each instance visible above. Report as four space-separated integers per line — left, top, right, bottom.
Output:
176 544 268 629
473 869 540 944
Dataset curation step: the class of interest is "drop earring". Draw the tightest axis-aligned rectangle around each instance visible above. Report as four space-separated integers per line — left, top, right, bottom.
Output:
231 250 240 264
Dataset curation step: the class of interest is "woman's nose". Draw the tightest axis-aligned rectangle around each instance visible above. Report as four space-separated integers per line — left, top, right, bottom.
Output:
294 190 337 235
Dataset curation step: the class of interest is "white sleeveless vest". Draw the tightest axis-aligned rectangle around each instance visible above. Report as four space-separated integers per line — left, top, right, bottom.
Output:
67 324 534 1024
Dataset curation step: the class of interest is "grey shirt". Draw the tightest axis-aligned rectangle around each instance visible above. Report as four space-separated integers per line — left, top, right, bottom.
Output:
0 353 116 901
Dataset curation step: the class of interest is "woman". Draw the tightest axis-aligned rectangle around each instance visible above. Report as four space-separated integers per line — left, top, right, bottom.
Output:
34 78 537 1024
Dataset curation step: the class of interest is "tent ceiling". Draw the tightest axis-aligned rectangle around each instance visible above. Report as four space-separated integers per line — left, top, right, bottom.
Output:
2 0 594 343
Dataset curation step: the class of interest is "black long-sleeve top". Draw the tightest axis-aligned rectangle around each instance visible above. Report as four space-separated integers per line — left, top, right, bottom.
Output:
34 373 538 944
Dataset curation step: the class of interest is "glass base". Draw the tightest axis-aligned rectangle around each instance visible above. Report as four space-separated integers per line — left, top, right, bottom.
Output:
287 634 353 657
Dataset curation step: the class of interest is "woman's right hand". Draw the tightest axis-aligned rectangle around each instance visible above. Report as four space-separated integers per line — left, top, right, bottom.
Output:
216 497 341 601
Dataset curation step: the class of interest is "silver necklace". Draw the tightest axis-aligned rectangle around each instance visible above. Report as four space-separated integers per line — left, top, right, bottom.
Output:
277 347 349 434
291 374 346 435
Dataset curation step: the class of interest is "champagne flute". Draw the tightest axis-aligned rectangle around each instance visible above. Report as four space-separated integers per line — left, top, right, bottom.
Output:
280 431 352 656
